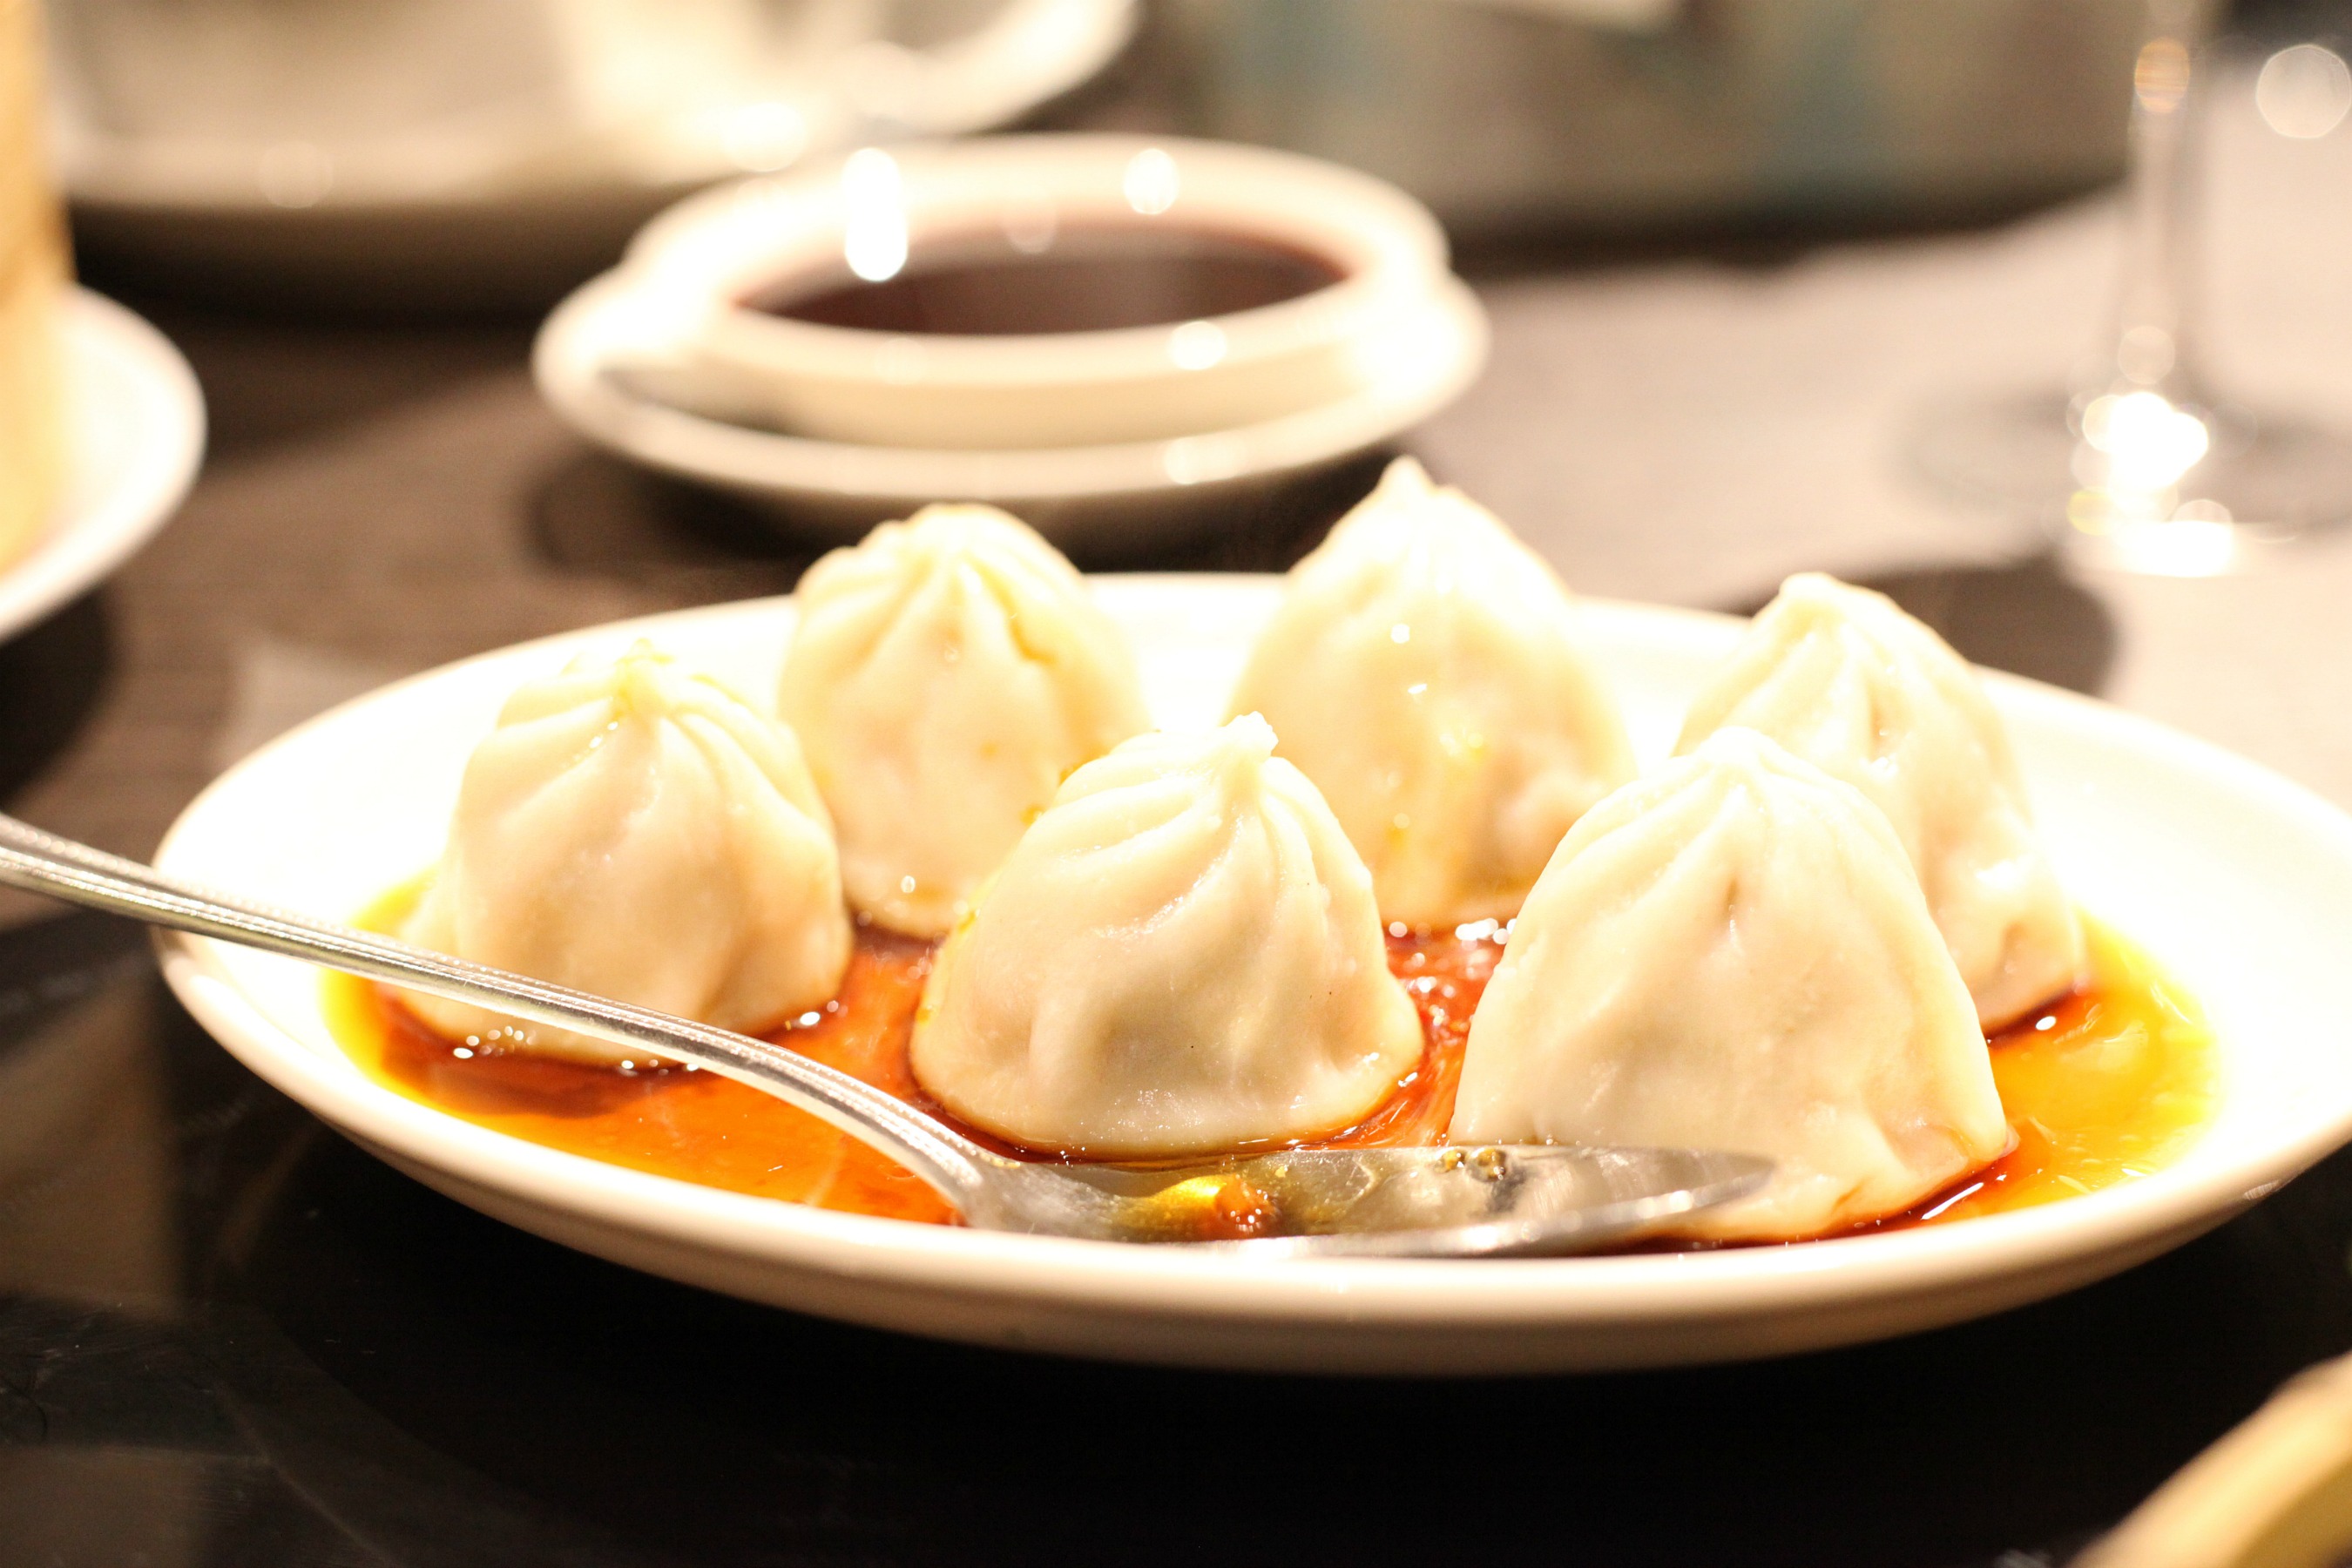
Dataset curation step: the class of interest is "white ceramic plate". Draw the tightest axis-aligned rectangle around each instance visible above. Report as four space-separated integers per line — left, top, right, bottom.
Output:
0 289 205 645
533 269 1487 551
152 578 2352 1375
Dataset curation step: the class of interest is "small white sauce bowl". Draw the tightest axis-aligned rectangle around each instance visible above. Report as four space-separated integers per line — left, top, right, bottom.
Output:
592 134 1468 451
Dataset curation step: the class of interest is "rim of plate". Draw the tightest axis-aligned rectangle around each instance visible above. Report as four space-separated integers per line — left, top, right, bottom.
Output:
151 583 2352 1337
0 289 205 644
531 272 1488 505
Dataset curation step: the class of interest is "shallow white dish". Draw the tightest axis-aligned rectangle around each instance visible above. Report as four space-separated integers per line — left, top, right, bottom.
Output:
605 137 1463 449
154 578 2352 1375
534 259 1485 550
0 289 205 645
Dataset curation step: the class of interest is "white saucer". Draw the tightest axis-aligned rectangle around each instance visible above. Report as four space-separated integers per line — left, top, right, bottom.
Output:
535 268 1486 550
0 290 205 644
152 579 2352 1373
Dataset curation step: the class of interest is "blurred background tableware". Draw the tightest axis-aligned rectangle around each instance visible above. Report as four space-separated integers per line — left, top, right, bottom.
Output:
536 134 1486 544
3 0 68 572
0 0 199 643
48 0 1139 309
1912 0 2352 576
2078 1347 2352 1568
627 137 1452 447
1134 0 2146 238
0 287 205 645
46 0 2162 315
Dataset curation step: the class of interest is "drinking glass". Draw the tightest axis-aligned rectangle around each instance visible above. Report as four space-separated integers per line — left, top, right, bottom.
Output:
1910 0 2352 576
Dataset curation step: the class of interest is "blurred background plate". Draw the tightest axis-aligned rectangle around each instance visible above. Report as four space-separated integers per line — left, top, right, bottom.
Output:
50 0 1138 309
0 287 204 645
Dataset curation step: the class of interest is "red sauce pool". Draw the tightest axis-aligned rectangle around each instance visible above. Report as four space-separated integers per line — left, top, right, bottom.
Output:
324 909 2214 1244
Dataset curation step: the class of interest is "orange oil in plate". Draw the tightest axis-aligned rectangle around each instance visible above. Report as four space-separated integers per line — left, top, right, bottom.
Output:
323 906 2215 1244
1867 922 2218 1233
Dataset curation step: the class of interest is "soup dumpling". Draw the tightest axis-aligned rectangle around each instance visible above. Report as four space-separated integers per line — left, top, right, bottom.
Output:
1452 728 2009 1242
402 643 852 1063
1228 458 1634 928
779 504 1151 936
1675 572 2083 1029
910 714 1423 1158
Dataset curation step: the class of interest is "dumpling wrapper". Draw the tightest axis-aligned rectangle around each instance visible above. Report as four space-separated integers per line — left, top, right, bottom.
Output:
1228 457 1634 928
1452 728 2009 1242
1675 572 2085 1029
910 713 1424 1159
779 504 1151 937
402 643 852 1064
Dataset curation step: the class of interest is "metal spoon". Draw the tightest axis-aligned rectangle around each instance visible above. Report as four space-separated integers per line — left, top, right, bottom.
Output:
0 814 1769 1256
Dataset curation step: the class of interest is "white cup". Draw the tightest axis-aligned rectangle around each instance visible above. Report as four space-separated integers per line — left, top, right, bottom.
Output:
607 134 1465 451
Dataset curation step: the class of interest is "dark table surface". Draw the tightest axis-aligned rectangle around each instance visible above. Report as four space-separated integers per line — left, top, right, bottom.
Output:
13 48 2352 1565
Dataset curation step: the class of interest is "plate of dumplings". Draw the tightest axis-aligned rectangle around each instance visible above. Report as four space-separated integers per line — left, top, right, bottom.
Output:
154 459 2352 1374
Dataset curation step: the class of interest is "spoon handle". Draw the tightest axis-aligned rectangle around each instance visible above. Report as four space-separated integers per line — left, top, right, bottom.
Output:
0 813 1002 1220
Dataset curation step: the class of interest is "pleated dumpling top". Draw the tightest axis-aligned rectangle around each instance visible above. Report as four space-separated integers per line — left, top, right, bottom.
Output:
1227 458 1633 929
402 643 853 1063
779 504 1151 937
1675 573 2083 1029
1453 729 2009 1242
910 714 1423 1159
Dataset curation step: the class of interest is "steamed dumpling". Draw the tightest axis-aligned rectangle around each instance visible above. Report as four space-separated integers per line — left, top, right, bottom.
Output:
1227 458 1634 928
1675 572 2084 1030
402 643 852 1064
910 714 1423 1158
1452 728 2008 1241
779 504 1151 936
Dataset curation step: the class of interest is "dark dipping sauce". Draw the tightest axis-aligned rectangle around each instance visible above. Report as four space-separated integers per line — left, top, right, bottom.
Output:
745 223 1349 336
